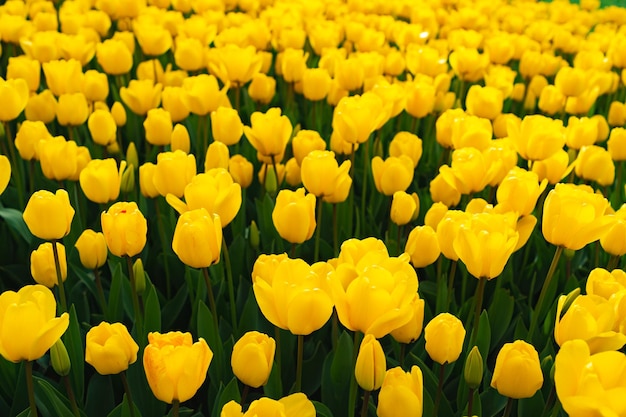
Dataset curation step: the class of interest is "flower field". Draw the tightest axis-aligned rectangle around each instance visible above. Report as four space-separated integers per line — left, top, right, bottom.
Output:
1 0 626 416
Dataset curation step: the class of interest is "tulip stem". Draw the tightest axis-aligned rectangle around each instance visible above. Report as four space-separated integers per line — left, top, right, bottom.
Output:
502 397 514 417
399 343 406 368
433 362 445 417
274 326 282 383
52 240 68 313
470 277 487 346
528 246 563 342
93 268 109 320
202 267 219 329
154 199 172 299
126 256 143 336
63 376 80 417
295 334 304 393
467 388 475 417
221 239 238 330
446 260 457 311
26 361 38 417
314 197 323 262
607 254 620 270
360 390 371 417
171 399 180 417
120 371 136 417
348 332 363 417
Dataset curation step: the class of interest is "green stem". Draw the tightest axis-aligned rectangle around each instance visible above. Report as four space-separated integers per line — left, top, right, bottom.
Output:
295 334 304 392
155 199 172 299
94 268 109 320
348 332 363 417
275 326 282 388
433 362 446 417
331 310 338 350
360 390 371 417
63 376 80 417
470 277 487 346
314 197 323 262
26 361 38 417
528 246 563 341
446 260 457 310
51 240 68 313
607 254 620 271
468 388 475 417
126 256 143 335
120 372 135 417
202 267 219 330
502 397 514 417
172 399 180 417
399 343 406 368
222 239 238 331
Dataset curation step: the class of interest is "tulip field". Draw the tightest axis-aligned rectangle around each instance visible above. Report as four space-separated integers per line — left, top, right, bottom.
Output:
2 0 626 416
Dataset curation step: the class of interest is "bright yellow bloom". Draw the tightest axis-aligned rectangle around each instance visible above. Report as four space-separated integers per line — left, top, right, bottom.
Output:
171 208 222 269
86 322 138 375
491 340 543 399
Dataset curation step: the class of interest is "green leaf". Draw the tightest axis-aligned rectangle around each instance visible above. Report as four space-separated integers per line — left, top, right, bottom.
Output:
121 393 142 417
85 374 115 417
302 341 327 395
211 377 241 417
108 262 125 323
65 305 85 407
263 355 283 399
487 289 514 349
330 331 353 385
237 286 258 335
0 207 33 245
197 300 224 383
475 311 491 369
35 377 78 417
313 401 334 417
518 390 545 417
143 280 161 336
161 284 188 331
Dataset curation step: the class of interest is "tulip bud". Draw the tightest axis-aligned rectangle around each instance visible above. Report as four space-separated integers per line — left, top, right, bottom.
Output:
31 242 67 288
354 334 386 391
390 191 418 226
491 340 543 399
464 346 483 389
249 220 260 250
133 258 146 295
171 124 190 153
231 331 275 388
126 142 139 170
111 101 127 127
120 164 135 194
264 164 278 196
50 339 71 376
424 313 466 365
75 230 108 270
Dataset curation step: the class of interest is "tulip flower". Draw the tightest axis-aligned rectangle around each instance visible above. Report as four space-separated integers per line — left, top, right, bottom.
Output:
181 74 229 116
143 331 212 404
449 114 494 151
7 56 40 92
0 284 67 370
23 189 74 241
231 331 275 388
424 313 466 365
134 21 172 56
30 242 67 288
390 294 425 344
207 44 262 87
302 68 332 101
332 93 388 145
101 201 148 258
466 85 504 120
85 322 138 375
291 130 327 165
405 225 441 268
404 81 436 119
14 120 53 161
171 208 222 269
507 115 566 161
244 107 293 164
228 155 254 189
301 150 352 199
0 155 9 195
388 132 422 168
496 167 548 217
371 155 414 196
221 393 315 417
0 77 29 122
79 159 127 204
42 59 84 97
120 79 162 116
355 334 386 391
211 107 243 146
574 145 615 186
143 108 173 146
490 340 543 399
247 73 276 104
271 188 316 244
390 191 418 226
152 150 196 198
377 366 423 417
75 229 108 270
96 39 133 75
88 110 117 147
204 142 229 171
82 70 109 103
139 162 159 198
252 257 333 335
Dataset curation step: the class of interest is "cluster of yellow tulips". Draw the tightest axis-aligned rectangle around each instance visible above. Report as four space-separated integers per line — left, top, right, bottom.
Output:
1 0 626 416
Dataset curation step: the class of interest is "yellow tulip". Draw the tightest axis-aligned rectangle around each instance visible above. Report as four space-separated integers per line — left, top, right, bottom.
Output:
354 334 386 391
101 201 148 258
491 340 543 399
377 366 423 417
23 189 74 240
30 242 67 288
424 313 466 365
152 150 196 198
75 229 108 270
0 77 29 122
243 107 293 164
85 322 138 375
231 331 275 388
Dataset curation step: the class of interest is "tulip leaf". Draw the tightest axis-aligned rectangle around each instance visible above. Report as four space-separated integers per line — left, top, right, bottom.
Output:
480 388 508 417
263 356 283 399
312 401 334 417
143 279 161 336
237 286 259 336
0 207 33 245
487 289 514 349
330 331 353 385
105 393 143 417
0 356 17 403
161 284 188 331
35 376 85 417
302 341 327 395
210 377 240 417
108 262 125 323
65 305 85 406
474 311 491 368
518 390 545 417
8 362 27 417
85 374 115 417
197 300 225 384
320 351 347 417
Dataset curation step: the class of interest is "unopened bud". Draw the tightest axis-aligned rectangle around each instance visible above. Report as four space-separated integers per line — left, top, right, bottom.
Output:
50 339 71 376
133 258 146 295
249 220 260 250
120 164 135 193
559 287 581 319
463 346 483 390
126 142 139 170
265 165 278 196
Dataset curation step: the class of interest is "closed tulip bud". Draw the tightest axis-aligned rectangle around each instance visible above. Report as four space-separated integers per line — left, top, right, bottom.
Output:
80 159 126 204
88 109 117 146
143 108 172 146
424 313 466 364
205 141 230 171
538 85 566 115
355 334 386 391
390 294 425 344
30 242 67 288
262 163 280 196
83 70 109 103
120 164 135 194
272 188 316 244
0 77 30 122
248 73 276 105
133 258 145 295
7 56 40 92
377 366 423 417
51 339 71 376
211 107 243 146
280 48 308 83
161 86 189 122
608 101 626 127
120 80 162 116
96 39 133 75
285 157 301 187
608 127 626 161
0 285 69 363
144 331 213 403
491 340 543 399
101 202 148 258
139 162 159 198
85 322 138 375
23 189 74 240
555 294 626 353
575 145 615 186
111 101 127 127
248 221 260 251
542 183 612 251
371 155 414 196
14 120 52 161
464 346 483 390
390 191 417 226
228 155 254 188
292 130 326 165
405 225 440 268
231 331 275 388
430 173 462 208
302 68 332 101
153 150 196 198
171 124 190 153
555 67 587 97
172 208 222 269
465 85 503 120
25 89 57 123
75 229 108 270
389 132 422 168
56 93 89 126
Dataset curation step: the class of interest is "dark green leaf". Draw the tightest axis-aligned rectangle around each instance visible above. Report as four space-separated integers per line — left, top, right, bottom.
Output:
65 305 85 406
0 207 33 245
